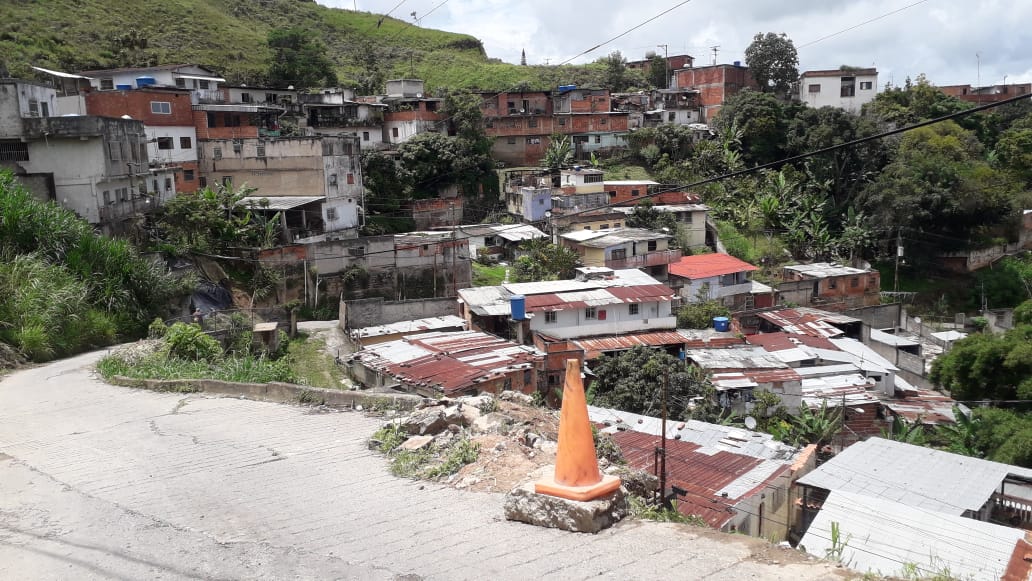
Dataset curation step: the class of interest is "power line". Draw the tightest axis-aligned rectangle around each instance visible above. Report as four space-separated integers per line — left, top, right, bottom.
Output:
555 0 696 66
797 0 933 49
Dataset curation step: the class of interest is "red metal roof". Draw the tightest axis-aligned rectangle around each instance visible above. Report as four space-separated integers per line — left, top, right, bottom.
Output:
743 368 802 384
573 331 688 359
606 284 676 302
746 332 836 352
669 253 757 280
612 430 764 528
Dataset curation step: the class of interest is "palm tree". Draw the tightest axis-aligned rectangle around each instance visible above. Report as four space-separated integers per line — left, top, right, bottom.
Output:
543 134 573 171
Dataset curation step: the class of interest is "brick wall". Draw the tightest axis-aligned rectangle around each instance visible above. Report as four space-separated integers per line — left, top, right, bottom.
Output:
85 89 194 126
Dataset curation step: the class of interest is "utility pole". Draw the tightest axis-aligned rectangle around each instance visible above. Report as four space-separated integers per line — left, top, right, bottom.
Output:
657 44 669 89
894 230 903 295
710 45 720 66
658 369 669 507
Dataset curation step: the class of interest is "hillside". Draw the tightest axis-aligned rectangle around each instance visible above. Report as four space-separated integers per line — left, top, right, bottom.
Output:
0 0 597 92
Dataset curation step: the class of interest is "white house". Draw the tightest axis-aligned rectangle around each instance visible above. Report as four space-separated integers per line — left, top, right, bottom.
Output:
799 68 878 113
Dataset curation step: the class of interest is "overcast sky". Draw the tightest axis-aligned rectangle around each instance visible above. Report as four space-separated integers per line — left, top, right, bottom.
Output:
319 0 1032 87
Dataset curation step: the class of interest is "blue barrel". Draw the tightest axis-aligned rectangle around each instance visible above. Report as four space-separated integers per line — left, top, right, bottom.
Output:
510 295 526 321
115 84 132 91
713 316 730 332
136 76 156 88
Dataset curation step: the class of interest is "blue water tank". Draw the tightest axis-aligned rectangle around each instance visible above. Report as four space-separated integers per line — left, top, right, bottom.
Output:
733 61 741 67
135 76 156 88
115 84 132 91
558 84 576 93
713 316 730 332
510 294 526 321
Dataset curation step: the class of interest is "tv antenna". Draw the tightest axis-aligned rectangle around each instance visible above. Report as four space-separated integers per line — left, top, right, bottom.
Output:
710 45 720 66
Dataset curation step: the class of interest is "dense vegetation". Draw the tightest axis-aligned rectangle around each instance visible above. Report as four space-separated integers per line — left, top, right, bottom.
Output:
0 171 187 362
0 0 607 93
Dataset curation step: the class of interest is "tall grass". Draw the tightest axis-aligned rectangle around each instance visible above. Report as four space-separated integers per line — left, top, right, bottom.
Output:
0 171 187 361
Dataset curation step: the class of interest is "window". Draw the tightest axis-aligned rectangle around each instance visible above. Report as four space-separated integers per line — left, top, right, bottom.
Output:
119 188 129 202
668 112 676 122
207 112 217 128
594 135 601 144
183 169 195 181
180 136 192 149
199 80 210 90
647 240 658 252
584 307 597 320
629 303 640 316
150 101 172 114
558 117 567 126
348 246 364 257
41 102 49 117
583 174 603 183
27 100 39 117
226 115 241 127
599 117 607 125
0 141 29 162
528 117 538 128
426 101 439 112
392 127 399 138
599 223 610 230
198 177 207 188
631 189 640 197
611 249 627 260
100 78 114 91
103 190 112 205
840 76 856 97
213 147 222 160
108 141 121 161
240 92 252 103
362 131 370 141
545 311 557 324
326 207 337 221
851 277 859 288
828 278 837 289
164 177 173 191
175 78 186 89
507 136 516 144
613 222 621 228
232 139 242 154
347 173 355 185
153 179 159 192
607 190 616 199
860 81 873 91
157 137 174 150
808 84 821 93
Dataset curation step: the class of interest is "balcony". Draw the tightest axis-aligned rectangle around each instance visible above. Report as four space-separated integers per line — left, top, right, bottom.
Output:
192 89 226 105
606 248 682 269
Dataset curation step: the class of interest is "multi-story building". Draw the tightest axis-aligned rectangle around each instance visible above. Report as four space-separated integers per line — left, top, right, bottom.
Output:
799 68 878 113
552 87 629 158
1 79 175 234
647 88 703 126
780 263 882 310
481 89 554 166
672 63 758 122
560 227 680 280
382 79 444 145
939 82 1032 104
301 88 388 150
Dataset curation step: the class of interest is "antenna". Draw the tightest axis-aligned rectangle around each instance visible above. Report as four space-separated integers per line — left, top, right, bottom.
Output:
710 45 720 66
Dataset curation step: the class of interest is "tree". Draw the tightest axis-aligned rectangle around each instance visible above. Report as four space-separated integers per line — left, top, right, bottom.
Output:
600 51 630 92
713 90 794 166
929 324 1032 402
267 28 337 89
520 49 527 66
543 134 573 171
646 52 668 89
966 408 1032 468
625 200 677 233
973 254 1032 309
744 32 799 97
361 151 406 214
676 285 730 329
156 183 280 254
510 239 580 282
589 346 720 422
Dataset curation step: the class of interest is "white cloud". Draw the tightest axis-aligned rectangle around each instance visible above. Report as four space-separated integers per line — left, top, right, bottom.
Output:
322 0 1032 87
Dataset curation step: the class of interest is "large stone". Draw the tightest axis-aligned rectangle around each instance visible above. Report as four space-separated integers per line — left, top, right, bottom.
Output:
398 435 434 451
442 404 468 427
503 481 628 534
400 409 448 435
473 412 509 433
499 391 535 405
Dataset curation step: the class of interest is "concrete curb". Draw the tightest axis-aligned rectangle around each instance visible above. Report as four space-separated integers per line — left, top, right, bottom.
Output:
106 375 421 411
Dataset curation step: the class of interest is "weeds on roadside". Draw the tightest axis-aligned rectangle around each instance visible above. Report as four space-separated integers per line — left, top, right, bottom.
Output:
628 495 706 526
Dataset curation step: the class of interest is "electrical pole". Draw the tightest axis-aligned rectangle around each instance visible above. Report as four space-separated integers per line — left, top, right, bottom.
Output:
657 44 669 89
710 45 720 66
894 230 902 295
659 369 669 507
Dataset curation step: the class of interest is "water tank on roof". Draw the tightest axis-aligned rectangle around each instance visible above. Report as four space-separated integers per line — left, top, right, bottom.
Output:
115 84 132 91
135 76 156 88
510 295 526 321
733 61 741 67
713 316 730 332
558 84 576 93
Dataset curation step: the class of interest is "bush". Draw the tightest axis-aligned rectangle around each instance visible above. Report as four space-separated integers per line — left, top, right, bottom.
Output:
148 317 169 339
164 322 222 362
677 300 730 330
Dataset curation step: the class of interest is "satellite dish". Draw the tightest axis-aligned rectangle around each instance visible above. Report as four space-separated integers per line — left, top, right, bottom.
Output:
744 416 757 430
416 92 423 98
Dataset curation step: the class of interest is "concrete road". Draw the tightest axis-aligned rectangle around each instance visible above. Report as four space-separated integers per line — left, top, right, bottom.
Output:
0 351 845 580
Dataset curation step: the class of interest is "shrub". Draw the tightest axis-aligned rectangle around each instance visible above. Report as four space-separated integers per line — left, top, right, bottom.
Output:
148 317 169 339
164 322 222 362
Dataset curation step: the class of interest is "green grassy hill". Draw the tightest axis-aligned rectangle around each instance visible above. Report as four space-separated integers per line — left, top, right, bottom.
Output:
0 0 598 92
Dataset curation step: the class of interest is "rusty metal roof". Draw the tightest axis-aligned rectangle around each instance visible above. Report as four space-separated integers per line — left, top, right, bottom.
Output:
757 309 850 337
668 253 757 280
572 331 689 358
351 330 543 395
746 332 836 352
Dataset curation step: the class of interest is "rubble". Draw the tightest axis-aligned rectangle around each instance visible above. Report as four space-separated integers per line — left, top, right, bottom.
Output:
504 480 629 533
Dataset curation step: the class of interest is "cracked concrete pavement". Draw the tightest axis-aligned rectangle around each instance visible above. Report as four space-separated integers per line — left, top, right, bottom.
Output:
0 350 848 580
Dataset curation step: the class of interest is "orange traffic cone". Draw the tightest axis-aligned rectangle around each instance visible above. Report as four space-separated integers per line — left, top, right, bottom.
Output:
535 358 621 501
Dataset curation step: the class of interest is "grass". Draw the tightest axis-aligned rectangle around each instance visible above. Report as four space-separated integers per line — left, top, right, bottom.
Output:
0 0 602 91
597 163 655 181
873 261 974 315
285 333 347 390
472 262 507 286
371 423 481 480
628 495 707 527
97 351 298 384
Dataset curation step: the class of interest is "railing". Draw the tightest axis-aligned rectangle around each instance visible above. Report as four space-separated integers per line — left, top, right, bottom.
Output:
192 89 226 104
606 248 682 269
991 492 1032 528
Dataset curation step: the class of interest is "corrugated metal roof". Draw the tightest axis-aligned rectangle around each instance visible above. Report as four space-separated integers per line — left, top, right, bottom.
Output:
493 224 546 242
784 262 870 278
796 437 1032 515
800 490 1027 581
746 332 837 352
351 315 465 339
573 331 690 356
238 195 324 210
669 253 758 280
351 330 542 395
683 346 789 370
562 227 672 249
756 310 846 338
869 328 921 347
